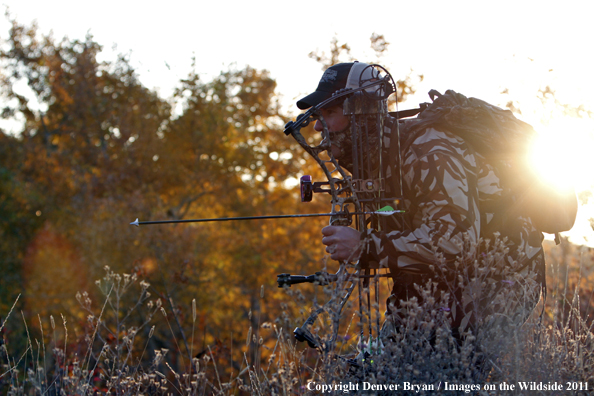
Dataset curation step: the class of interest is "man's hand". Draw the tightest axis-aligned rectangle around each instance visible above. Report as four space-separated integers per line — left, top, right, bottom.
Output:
321 225 362 262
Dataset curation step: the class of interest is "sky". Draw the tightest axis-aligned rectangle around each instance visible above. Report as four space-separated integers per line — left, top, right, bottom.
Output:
1 0 594 245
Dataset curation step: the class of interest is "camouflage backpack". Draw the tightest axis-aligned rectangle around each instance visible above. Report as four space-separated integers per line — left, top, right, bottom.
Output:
396 89 577 244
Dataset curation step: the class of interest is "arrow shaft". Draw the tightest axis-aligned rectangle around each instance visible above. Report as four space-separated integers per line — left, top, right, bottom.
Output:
134 212 337 226
131 210 404 226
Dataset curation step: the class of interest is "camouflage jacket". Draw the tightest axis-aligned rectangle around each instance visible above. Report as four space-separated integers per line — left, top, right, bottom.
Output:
360 119 544 326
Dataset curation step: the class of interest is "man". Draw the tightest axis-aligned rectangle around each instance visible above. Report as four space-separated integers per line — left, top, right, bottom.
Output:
296 61 544 338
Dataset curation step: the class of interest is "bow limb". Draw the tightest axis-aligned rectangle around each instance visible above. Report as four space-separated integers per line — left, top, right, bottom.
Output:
286 111 363 230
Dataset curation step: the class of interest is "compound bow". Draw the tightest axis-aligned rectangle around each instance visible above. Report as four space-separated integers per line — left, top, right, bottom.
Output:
279 64 405 354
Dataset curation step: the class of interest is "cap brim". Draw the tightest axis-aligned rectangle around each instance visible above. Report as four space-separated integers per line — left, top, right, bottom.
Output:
296 91 330 110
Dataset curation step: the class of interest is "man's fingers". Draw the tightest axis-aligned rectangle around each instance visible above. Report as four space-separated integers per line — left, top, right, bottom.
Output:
321 226 339 247
321 225 361 262
321 235 335 246
321 225 338 236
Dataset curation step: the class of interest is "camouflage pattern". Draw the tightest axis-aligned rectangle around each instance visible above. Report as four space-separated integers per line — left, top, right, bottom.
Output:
361 120 544 332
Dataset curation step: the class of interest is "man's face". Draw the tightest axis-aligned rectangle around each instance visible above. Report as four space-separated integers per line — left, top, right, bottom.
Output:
314 105 349 159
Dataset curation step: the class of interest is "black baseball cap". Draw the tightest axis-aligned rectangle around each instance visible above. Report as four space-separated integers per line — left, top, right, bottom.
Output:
297 62 373 110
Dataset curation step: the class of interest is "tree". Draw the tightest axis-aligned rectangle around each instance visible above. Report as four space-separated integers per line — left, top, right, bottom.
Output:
0 17 328 378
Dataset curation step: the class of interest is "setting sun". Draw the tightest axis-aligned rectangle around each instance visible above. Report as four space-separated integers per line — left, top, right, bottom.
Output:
529 118 594 192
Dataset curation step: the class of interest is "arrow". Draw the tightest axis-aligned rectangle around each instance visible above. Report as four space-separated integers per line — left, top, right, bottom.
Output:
130 207 403 227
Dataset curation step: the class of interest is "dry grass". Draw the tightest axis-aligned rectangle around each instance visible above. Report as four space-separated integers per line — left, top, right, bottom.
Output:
1 238 593 395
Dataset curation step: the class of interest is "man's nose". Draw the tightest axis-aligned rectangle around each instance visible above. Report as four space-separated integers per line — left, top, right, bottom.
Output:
313 119 323 132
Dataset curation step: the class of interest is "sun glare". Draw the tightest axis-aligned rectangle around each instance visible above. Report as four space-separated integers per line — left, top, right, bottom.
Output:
529 118 594 192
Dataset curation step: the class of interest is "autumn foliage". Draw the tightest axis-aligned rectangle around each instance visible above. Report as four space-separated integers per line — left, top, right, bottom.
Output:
0 18 592 395
0 17 329 371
